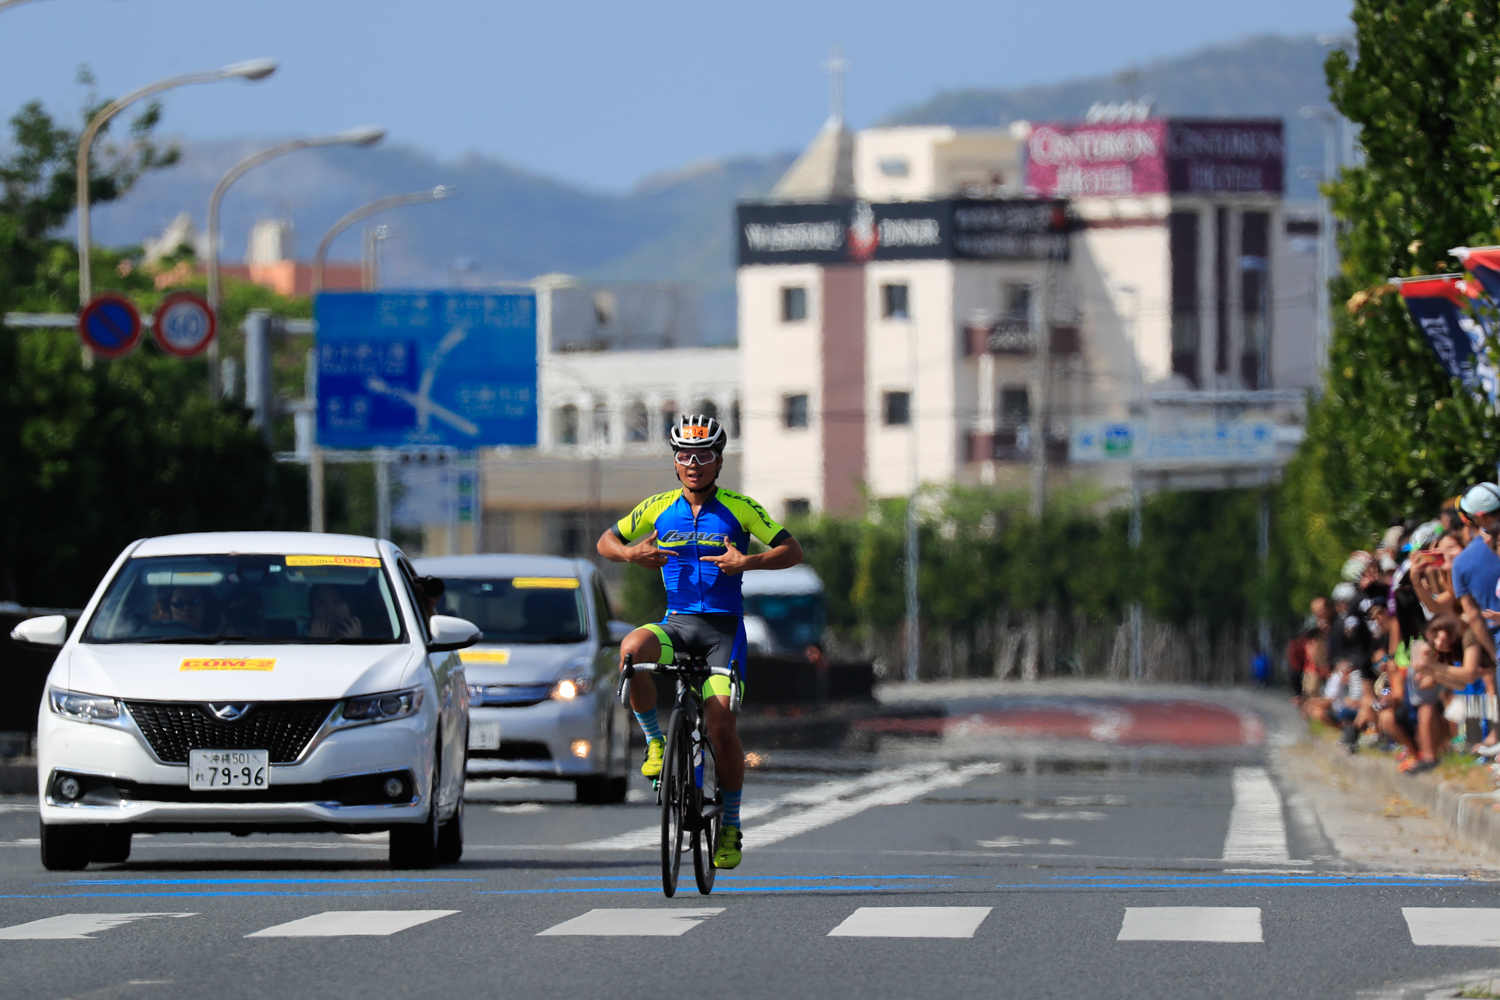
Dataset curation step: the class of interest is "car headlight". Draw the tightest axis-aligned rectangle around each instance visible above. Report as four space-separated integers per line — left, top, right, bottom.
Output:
337 688 424 726
551 676 592 700
49 689 121 723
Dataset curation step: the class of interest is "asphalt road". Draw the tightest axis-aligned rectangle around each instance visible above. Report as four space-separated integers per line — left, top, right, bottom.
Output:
1 685 1497 1000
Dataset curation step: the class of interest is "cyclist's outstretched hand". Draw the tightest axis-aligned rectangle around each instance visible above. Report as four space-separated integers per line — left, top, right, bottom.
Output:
626 531 674 569
700 541 750 575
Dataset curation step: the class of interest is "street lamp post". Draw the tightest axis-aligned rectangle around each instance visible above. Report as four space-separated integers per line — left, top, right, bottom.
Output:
76 60 277 311
307 186 452 533
204 125 385 397
1301 106 1341 378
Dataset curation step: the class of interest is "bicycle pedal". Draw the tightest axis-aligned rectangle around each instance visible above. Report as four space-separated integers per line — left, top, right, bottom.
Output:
651 778 660 791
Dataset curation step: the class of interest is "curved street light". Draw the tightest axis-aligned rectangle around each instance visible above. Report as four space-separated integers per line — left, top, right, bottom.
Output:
307 185 453 533
312 185 453 295
75 59 278 308
204 125 385 396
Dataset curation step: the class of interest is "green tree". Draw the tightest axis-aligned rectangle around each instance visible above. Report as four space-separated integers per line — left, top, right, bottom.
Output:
1280 0 1500 609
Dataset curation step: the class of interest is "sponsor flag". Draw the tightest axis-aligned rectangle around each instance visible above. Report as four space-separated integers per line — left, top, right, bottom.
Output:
1451 246 1500 302
1396 275 1483 390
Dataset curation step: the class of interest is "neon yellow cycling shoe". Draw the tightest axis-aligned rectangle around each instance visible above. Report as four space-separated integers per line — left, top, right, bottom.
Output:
713 824 742 869
640 737 665 778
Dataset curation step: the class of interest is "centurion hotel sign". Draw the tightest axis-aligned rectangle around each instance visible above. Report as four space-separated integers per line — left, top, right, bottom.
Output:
735 198 1072 266
1025 118 1284 198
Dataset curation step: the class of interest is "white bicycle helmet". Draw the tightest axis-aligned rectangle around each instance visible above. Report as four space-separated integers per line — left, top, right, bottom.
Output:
669 413 727 451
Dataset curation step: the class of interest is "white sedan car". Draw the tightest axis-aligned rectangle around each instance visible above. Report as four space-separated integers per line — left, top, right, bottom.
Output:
12 531 480 871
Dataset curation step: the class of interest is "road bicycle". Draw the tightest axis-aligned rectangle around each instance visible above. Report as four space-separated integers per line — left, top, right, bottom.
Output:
617 651 740 897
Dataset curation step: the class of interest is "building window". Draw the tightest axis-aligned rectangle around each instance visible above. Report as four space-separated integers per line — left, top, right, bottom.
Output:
999 386 1030 427
555 404 579 446
781 286 807 322
694 399 718 422
782 394 809 429
626 400 650 443
878 157 910 178
1240 211 1271 389
883 390 911 426
730 398 741 438
592 401 610 446
1169 211 1200 386
1002 282 1032 321
882 282 910 320
661 401 677 441
785 498 812 518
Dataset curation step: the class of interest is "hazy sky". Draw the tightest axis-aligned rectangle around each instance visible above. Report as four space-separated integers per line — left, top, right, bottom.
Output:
2 0 1353 192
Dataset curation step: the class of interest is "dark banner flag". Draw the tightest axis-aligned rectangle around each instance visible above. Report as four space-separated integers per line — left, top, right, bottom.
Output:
1397 276 1481 388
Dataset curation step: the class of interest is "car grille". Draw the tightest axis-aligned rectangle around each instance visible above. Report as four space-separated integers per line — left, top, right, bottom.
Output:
124 700 338 764
472 684 553 708
471 740 552 761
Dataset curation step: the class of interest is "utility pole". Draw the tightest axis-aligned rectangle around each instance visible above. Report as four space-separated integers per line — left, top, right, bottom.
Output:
1028 263 1056 519
903 321 921 683
1129 472 1143 682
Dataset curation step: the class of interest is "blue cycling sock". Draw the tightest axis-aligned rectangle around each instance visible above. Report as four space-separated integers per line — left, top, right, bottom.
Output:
634 709 662 742
722 788 742 828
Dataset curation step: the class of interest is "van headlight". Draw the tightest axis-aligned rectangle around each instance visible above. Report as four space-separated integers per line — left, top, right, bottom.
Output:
48 689 121 723
337 688 424 726
551 676 593 700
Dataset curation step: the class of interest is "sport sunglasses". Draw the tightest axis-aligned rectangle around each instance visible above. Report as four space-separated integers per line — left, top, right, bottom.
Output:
674 449 719 466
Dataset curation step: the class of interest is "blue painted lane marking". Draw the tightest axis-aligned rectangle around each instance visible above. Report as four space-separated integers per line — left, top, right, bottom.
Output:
0 890 428 900
479 886 892 895
548 875 965 883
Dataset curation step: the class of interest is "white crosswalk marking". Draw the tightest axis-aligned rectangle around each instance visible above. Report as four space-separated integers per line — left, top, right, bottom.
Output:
0 913 195 940
1221 767 1289 862
245 910 457 938
1403 908 1500 946
537 908 723 937
828 907 992 938
748 763 1003 848
1118 907 1262 943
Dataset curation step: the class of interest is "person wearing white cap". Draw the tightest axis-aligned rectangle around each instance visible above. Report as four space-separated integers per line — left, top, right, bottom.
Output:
1452 483 1500 661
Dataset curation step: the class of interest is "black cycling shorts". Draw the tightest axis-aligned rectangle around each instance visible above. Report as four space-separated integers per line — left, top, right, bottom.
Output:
641 613 747 699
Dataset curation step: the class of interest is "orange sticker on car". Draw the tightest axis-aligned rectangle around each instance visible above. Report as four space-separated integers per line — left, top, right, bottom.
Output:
460 649 511 664
180 658 276 672
510 577 579 589
284 555 381 568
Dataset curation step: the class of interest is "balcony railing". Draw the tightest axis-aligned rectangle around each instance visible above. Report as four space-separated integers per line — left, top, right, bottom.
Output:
965 427 1069 465
963 319 1081 357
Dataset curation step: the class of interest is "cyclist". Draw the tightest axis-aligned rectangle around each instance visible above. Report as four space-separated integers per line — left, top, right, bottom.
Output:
596 413 803 870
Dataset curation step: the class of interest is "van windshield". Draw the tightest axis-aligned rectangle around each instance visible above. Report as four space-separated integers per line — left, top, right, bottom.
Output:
83 554 405 645
436 577 587 645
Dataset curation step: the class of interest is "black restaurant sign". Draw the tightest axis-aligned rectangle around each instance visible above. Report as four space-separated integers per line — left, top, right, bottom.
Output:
736 199 1071 266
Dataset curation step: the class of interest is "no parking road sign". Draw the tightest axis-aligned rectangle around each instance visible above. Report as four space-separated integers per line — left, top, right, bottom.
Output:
78 293 142 358
152 292 216 358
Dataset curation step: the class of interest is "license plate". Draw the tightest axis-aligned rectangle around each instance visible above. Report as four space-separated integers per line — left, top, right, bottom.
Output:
188 749 270 790
469 721 501 751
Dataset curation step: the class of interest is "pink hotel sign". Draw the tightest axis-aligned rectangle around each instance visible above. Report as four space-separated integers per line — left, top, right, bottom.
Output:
1026 119 1284 197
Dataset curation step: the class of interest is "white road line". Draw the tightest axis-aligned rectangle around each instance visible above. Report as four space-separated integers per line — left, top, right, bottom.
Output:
1117 907 1263 943
828 906 992 939
566 766 947 850
1019 811 1106 821
0 913 195 940
492 804 548 814
1221 766 1289 862
246 910 457 938
976 837 1075 848
746 763 1003 848
1403 908 1500 946
537 908 722 937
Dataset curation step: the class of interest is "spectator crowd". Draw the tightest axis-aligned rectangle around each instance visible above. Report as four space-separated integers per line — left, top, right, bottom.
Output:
1289 483 1500 774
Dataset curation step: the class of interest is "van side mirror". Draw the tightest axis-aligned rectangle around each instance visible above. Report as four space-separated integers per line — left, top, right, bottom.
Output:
427 615 482 653
10 615 69 648
607 620 635 646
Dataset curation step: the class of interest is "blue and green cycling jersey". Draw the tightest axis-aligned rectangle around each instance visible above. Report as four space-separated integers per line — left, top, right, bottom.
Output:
611 487 790 615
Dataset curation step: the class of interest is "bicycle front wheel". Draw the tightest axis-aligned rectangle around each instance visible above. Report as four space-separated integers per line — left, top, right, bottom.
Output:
692 736 720 896
659 708 689 897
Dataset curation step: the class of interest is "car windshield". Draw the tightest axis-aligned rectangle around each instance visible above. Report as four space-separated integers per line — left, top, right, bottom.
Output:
83 554 405 645
436 577 587 644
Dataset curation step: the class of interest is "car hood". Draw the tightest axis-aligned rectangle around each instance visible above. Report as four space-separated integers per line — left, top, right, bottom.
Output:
59 643 420 701
457 642 595 685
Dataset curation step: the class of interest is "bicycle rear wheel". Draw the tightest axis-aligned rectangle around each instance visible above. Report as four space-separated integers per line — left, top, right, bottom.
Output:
692 737 720 895
659 708 689 897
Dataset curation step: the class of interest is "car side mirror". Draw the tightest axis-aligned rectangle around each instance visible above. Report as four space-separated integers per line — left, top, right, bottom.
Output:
10 615 69 648
427 615 482 653
607 620 635 646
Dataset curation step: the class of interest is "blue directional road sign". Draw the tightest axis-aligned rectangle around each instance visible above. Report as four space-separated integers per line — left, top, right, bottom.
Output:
315 291 538 449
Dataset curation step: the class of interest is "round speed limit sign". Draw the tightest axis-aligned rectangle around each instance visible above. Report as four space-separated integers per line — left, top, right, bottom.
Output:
152 292 217 358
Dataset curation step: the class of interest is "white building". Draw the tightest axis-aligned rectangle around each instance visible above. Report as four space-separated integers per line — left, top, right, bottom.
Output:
737 118 1319 520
